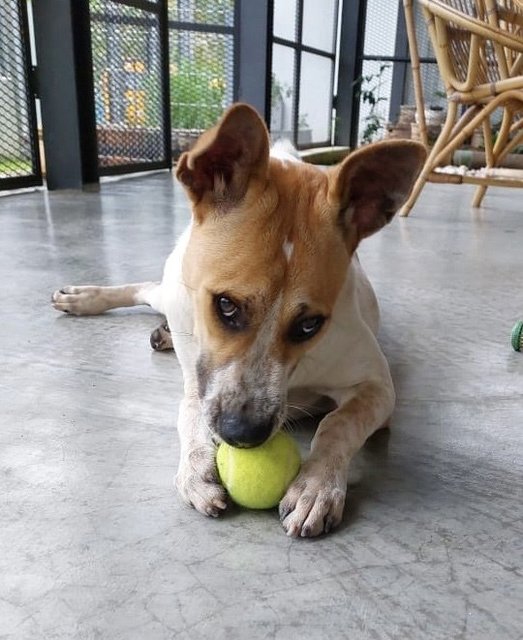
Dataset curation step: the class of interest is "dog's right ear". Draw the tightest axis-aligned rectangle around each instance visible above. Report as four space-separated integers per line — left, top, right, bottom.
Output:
176 103 270 218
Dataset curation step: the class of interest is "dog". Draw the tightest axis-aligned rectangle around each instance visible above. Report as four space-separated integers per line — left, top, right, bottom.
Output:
52 104 426 537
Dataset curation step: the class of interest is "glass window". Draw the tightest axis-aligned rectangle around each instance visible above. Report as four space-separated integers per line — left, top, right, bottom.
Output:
273 0 297 42
298 53 333 144
302 0 337 53
270 45 295 139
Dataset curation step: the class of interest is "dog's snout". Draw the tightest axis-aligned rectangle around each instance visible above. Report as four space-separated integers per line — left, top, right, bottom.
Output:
218 412 274 448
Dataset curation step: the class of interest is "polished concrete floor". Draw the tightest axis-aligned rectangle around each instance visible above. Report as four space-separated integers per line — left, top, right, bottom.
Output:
1 173 522 640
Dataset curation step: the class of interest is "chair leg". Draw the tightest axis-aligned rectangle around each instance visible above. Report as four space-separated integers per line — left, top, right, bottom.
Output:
472 118 493 207
400 102 458 217
472 107 513 208
403 0 428 149
472 185 487 208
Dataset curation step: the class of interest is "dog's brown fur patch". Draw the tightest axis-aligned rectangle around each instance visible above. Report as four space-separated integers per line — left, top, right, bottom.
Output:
182 157 352 372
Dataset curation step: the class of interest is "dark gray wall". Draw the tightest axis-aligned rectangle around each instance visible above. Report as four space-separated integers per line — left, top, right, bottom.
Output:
33 0 98 190
236 0 271 122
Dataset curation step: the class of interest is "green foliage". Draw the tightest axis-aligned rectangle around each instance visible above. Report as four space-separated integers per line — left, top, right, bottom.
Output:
141 74 162 128
168 0 235 26
0 156 32 177
360 113 383 144
353 64 390 144
271 73 309 130
90 0 231 131
170 59 226 129
271 73 292 108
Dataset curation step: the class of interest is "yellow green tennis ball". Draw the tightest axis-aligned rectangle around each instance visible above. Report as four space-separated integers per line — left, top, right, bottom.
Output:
216 431 301 509
511 320 523 352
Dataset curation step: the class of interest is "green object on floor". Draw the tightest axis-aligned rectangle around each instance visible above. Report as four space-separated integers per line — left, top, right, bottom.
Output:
511 321 523 352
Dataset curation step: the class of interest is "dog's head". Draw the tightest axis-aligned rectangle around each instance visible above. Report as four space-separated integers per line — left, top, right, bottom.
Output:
176 104 425 447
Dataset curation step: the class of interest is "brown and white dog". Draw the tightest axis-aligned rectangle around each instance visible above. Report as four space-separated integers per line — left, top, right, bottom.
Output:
52 104 425 537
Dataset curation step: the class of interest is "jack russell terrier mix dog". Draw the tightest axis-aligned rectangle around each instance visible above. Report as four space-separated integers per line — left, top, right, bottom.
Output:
52 104 426 537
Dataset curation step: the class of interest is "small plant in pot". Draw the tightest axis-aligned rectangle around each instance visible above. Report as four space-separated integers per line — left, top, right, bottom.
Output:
423 90 447 126
353 63 391 144
424 105 445 126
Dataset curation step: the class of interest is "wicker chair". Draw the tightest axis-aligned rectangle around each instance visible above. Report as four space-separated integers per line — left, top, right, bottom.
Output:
401 0 523 216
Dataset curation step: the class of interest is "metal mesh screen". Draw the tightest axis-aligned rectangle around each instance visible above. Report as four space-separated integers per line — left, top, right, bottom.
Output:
357 0 444 144
357 0 400 144
0 0 41 188
169 0 234 25
402 0 445 110
410 0 433 57
403 62 445 110
169 0 235 157
363 0 399 58
90 0 168 172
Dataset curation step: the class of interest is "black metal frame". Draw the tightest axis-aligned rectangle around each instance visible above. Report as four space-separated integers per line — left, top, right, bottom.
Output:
91 0 172 177
236 0 270 120
233 0 241 105
335 0 367 148
0 0 43 192
347 0 367 148
263 0 274 122
268 0 339 149
71 0 99 185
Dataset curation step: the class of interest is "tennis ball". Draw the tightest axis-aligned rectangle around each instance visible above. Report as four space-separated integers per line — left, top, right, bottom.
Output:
511 320 523 352
216 431 301 509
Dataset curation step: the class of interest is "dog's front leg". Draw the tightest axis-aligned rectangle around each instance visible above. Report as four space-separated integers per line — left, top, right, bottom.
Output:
175 391 228 517
280 381 395 538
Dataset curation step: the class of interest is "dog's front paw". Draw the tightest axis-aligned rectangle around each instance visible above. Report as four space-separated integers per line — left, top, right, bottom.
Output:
279 462 347 538
52 286 106 315
176 447 228 518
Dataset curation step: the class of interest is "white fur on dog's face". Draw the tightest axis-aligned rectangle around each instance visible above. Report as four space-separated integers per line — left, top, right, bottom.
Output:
176 104 426 446
197 293 288 447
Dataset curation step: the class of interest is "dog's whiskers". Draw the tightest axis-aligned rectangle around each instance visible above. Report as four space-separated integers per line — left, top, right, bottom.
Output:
287 402 315 419
170 330 193 338
282 415 299 434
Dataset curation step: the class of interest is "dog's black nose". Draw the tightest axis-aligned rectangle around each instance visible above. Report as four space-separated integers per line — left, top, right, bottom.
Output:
218 413 273 448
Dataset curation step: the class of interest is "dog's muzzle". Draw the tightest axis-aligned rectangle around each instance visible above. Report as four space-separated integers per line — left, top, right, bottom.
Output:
216 412 277 448
198 352 286 448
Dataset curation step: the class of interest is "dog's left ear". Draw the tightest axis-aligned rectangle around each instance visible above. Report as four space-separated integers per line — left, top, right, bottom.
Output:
328 140 426 245
176 103 269 216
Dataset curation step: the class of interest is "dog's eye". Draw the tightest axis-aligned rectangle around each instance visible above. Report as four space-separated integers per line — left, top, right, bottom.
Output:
218 296 238 318
215 295 244 330
288 315 325 343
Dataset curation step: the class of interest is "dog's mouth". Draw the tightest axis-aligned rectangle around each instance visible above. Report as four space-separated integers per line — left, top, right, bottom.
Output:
204 398 286 449
214 409 282 448
197 353 289 448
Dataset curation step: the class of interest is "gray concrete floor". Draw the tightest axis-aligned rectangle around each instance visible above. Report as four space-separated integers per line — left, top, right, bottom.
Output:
1 174 522 640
